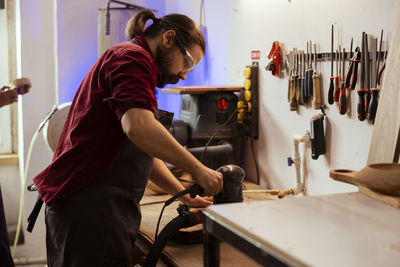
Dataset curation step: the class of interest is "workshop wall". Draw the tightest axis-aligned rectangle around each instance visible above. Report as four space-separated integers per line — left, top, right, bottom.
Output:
165 0 398 195
6 0 398 260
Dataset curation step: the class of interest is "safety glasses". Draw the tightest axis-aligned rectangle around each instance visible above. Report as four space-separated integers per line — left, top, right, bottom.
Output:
175 36 195 73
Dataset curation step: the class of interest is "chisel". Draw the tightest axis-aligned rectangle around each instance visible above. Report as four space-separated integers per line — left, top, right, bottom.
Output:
287 50 294 102
328 24 335 105
312 44 321 109
357 32 367 121
334 48 341 102
339 48 346 115
300 51 306 104
306 40 314 97
290 49 298 111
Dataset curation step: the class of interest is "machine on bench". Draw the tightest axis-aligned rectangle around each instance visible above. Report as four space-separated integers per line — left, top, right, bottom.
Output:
165 86 244 170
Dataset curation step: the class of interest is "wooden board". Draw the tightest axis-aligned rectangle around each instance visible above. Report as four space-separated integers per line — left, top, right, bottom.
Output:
162 85 243 95
368 3 400 164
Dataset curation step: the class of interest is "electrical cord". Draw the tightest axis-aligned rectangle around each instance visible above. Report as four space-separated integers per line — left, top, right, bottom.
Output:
12 105 58 255
154 184 203 241
200 108 238 163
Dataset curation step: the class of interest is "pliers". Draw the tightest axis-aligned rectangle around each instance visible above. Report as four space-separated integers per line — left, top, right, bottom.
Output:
345 47 361 90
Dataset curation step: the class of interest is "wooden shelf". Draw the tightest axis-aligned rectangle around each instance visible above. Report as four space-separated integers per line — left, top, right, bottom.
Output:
0 154 18 165
161 85 243 95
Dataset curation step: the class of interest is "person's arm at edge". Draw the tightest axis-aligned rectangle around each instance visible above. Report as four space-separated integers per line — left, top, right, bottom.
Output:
121 107 222 196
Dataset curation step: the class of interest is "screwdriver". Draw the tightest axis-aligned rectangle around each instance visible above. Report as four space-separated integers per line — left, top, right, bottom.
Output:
339 48 346 115
328 24 335 105
334 49 340 102
312 44 321 110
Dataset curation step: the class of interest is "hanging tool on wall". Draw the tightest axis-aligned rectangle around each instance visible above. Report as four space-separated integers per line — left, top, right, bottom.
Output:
311 106 326 160
358 32 367 121
313 44 322 109
368 30 384 123
347 46 361 90
304 42 310 103
339 47 347 115
290 49 298 111
306 41 314 99
288 50 294 103
295 51 301 103
266 41 281 77
328 25 335 105
299 51 306 105
364 34 371 116
334 49 340 102
336 45 342 103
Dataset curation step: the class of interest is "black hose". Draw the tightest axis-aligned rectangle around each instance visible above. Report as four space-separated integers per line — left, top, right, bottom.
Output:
144 211 202 267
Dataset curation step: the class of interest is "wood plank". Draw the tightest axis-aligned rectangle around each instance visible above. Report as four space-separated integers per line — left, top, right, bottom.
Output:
162 85 243 95
368 3 400 164
0 154 18 165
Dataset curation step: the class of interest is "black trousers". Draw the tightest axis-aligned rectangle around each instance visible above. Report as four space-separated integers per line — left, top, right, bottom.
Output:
45 141 153 267
0 187 14 267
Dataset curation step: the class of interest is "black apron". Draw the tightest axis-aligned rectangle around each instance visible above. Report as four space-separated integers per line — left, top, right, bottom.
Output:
42 108 174 267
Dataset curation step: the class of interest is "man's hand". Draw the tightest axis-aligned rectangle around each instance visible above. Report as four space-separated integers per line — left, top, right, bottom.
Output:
180 195 213 208
0 86 18 108
191 165 223 197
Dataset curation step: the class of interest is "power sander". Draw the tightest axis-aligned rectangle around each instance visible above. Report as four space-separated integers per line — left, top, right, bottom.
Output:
144 164 245 267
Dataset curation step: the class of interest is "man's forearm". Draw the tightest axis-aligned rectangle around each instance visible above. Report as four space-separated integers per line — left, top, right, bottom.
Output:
149 158 186 196
121 108 201 174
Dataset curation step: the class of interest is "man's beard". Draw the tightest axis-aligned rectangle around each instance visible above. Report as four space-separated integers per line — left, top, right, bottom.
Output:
156 46 180 88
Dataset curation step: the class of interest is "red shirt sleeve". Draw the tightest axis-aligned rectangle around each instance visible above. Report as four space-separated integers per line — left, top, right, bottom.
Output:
103 48 159 120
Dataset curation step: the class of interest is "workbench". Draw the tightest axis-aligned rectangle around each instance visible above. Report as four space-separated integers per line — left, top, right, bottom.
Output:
203 192 400 267
136 181 276 266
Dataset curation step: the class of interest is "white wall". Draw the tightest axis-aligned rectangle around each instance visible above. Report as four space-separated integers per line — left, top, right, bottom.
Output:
58 0 165 104
8 0 398 259
11 0 58 259
165 0 397 195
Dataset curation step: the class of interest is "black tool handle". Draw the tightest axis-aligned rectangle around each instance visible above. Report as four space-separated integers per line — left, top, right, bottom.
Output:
306 69 313 96
357 90 366 121
339 86 347 115
365 90 371 116
300 77 305 104
328 77 334 105
367 88 380 122
188 184 204 198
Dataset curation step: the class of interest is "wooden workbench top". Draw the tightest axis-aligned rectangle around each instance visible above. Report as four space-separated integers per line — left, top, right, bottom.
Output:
138 181 276 266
